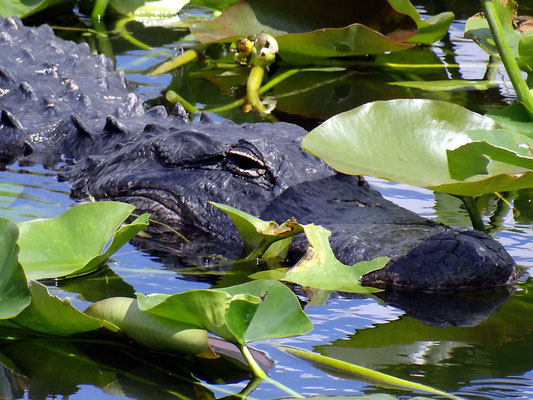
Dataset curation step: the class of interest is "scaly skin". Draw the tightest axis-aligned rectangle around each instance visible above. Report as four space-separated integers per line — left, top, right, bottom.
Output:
0 16 518 290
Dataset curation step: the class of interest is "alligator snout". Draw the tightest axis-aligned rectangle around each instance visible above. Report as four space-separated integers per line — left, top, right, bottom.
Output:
360 228 518 291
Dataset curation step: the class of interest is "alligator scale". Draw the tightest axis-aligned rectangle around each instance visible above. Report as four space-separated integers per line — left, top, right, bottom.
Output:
0 16 518 291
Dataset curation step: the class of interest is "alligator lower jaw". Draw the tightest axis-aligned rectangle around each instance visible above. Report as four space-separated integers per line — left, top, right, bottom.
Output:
101 189 187 232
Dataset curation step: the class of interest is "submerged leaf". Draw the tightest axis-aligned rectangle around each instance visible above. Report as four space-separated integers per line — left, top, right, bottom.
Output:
17 202 149 280
280 346 461 399
85 297 216 357
0 218 30 319
282 225 387 293
302 99 533 195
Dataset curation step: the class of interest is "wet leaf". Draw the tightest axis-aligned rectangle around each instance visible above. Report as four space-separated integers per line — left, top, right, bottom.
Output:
13 281 117 335
0 0 69 18
0 218 30 319
138 280 312 344
108 0 188 16
191 0 418 57
190 0 239 12
447 128 533 180
210 201 302 256
487 101 533 138
387 0 454 44
302 99 533 196
85 297 216 357
282 225 387 294
17 202 149 280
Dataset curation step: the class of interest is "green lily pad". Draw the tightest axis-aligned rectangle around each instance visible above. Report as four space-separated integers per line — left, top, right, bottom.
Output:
0 218 30 319
108 0 188 16
0 0 69 18
388 0 454 44
13 281 118 335
447 128 533 180
465 0 533 73
487 101 533 138
282 225 387 294
190 0 239 11
138 280 312 344
85 297 216 357
302 99 533 196
210 201 301 258
191 0 417 57
465 0 518 59
17 202 149 280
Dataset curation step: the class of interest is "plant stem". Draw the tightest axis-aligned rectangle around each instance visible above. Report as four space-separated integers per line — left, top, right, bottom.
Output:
458 195 487 232
91 0 109 20
150 49 199 76
481 0 533 119
247 66 268 115
239 344 304 398
240 344 267 378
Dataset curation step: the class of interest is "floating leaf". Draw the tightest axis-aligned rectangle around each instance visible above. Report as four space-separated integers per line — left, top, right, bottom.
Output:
302 99 533 196
0 218 30 319
190 0 418 58
107 0 188 16
282 225 387 294
0 0 69 18
138 280 312 344
465 0 518 59
85 297 216 357
190 0 239 12
387 0 454 44
17 202 149 280
447 129 533 180
13 281 117 335
486 102 533 138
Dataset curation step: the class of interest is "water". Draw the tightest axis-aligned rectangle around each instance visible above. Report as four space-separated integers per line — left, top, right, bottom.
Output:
2 1 533 399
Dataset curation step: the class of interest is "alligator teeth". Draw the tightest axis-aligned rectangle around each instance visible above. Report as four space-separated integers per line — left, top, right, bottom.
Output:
0 109 24 130
103 115 128 135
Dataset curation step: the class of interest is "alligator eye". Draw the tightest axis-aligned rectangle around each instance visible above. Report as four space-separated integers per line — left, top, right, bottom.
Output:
226 142 266 178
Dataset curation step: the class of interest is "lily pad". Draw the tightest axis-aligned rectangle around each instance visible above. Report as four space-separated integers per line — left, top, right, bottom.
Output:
13 281 118 335
447 128 533 180
465 0 533 73
388 0 454 44
0 218 30 319
302 99 533 196
85 297 216 357
16 202 149 280
108 0 188 16
0 0 69 18
282 225 387 294
191 0 418 58
138 280 312 344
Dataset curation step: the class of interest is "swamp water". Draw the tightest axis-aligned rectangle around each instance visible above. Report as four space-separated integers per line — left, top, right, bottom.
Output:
1 0 533 399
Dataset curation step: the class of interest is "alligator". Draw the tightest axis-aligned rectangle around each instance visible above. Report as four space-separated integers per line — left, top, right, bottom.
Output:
0 16 519 290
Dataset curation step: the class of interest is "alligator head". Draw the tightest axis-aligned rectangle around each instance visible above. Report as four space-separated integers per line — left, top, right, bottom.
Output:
0 16 518 291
